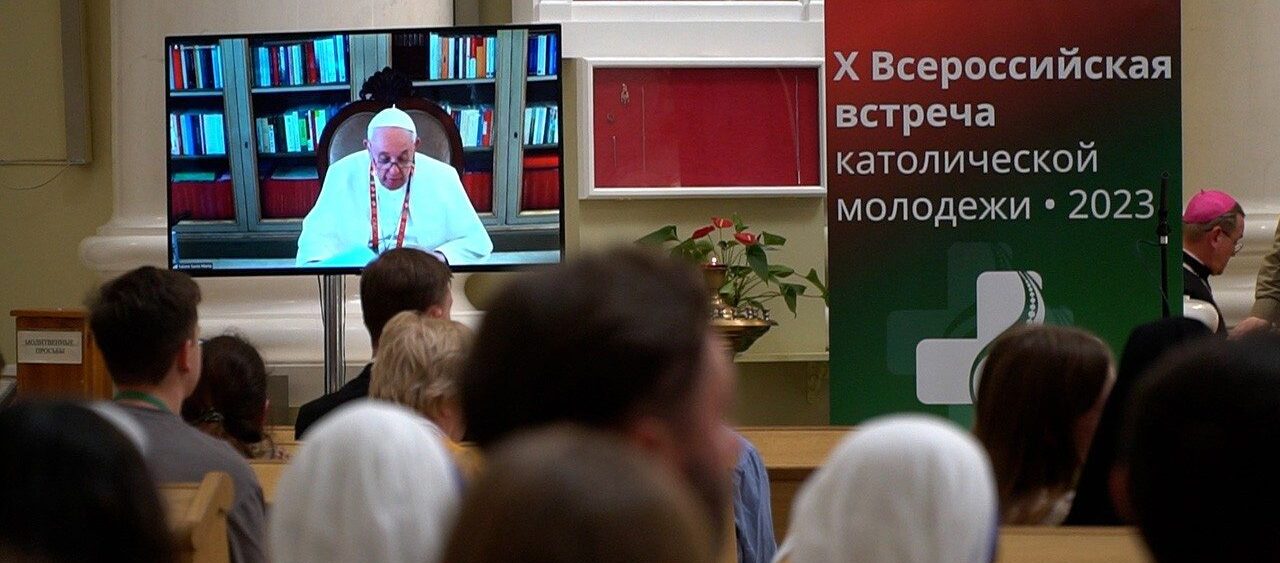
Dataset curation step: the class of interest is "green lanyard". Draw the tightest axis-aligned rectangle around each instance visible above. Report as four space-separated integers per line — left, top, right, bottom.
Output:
114 390 172 415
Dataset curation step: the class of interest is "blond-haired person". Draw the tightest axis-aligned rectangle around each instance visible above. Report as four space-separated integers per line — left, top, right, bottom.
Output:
370 311 477 475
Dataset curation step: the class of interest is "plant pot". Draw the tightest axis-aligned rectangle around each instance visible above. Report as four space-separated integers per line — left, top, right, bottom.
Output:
702 263 776 353
711 317 775 353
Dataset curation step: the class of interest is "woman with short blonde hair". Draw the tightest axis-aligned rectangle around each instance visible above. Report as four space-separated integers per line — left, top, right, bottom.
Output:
370 311 472 441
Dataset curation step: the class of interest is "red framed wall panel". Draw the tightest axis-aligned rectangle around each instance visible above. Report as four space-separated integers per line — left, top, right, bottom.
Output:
591 66 820 192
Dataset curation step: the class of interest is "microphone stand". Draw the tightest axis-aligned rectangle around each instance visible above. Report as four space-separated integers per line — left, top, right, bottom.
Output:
1157 172 1171 318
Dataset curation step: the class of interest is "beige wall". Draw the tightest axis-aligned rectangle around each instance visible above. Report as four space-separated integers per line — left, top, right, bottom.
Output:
0 0 113 364
1183 0 1280 324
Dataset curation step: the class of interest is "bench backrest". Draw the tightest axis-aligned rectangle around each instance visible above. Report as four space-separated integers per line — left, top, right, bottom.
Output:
160 471 234 563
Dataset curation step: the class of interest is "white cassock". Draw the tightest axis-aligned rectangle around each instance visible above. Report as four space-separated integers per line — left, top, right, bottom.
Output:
295 151 493 266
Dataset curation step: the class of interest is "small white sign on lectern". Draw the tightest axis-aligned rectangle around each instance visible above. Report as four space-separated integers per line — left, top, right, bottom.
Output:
16 331 83 365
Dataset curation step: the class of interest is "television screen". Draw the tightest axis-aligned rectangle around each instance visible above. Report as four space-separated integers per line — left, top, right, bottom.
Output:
165 24 563 275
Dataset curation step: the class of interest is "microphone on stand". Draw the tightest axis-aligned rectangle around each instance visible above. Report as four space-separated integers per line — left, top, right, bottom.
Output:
1157 172 1171 318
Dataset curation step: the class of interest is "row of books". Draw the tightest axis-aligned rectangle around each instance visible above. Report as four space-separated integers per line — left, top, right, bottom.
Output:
168 44 223 91
169 112 227 156
524 105 560 146
426 34 497 81
527 34 559 77
442 105 495 148
254 36 348 88
254 106 340 154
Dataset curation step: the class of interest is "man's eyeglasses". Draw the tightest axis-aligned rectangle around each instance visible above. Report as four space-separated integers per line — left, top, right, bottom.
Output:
374 156 415 172
1234 233 1245 256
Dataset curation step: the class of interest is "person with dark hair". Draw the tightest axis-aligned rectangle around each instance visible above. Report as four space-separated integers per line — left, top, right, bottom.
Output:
461 246 740 551
295 104 491 266
0 401 174 563
88 266 266 563
442 425 715 563
1065 317 1211 525
295 247 454 438
973 324 1114 525
182 334 287 460
1122 335 1280 562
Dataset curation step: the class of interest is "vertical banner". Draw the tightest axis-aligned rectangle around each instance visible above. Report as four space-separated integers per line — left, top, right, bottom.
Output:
826 1 1182 424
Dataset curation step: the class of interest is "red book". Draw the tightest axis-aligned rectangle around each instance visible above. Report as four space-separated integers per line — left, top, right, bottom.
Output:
269 47 281 86
304 41 319 84
482 109 492 147
443 38 451 80
170 45 185 89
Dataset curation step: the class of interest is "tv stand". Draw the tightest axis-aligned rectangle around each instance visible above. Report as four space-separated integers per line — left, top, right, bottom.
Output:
320 274 346 393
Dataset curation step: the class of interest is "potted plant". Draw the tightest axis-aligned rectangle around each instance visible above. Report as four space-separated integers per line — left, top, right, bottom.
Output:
638 215 828 352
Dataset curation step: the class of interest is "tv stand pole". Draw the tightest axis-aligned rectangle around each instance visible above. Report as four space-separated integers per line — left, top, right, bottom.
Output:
321 274 346 394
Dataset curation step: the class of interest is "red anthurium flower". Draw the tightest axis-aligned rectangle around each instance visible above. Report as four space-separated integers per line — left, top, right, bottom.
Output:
735 232 758 245
691 225 715 239
712 217 733 229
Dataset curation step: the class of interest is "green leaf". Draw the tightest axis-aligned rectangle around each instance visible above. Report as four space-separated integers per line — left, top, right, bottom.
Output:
691 240 715 262
637 225 679 246
781 285 798 315
732 213 748 233
728 265 753 277
804 268 829 303
768 265 795 279
780 282 807 315
746 244 769 283
761 232 787 247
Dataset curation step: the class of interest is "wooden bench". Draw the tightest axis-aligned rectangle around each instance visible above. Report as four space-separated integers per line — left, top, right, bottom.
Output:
997 526 1148 562
248 460 288 506
264 424 295 444
737 426 851 542
160 471 234 563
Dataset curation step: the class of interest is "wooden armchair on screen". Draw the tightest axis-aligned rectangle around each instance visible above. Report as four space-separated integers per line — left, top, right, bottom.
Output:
315 96 465 181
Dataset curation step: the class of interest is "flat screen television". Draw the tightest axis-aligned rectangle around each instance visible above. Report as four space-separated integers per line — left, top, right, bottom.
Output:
165 24 563 275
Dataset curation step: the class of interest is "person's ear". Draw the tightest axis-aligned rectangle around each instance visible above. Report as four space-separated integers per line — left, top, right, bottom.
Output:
414 137 421 150
364 138 371 151
258 398 270 428
176 338 198 374
424 304 446 319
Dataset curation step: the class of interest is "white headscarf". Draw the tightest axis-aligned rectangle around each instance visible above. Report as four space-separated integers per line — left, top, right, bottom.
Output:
270 400 459 563
775 415 998 563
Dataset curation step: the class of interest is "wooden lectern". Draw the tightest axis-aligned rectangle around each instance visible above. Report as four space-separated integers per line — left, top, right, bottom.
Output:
10 309 112 400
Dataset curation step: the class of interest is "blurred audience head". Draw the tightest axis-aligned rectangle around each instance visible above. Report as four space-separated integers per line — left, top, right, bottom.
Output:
778 415 997 563
1124 335 1280 563
442 425 715 563
360 247 453 349
973 323 1114 524
371 312 472 440
461 246 739 538
181 334 271 457
270 400 459 563
1066 317 1210 525
0 401 174 563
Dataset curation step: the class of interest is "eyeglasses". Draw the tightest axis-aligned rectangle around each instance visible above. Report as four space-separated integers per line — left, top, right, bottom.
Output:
1221 228 1245 256
374 156 415 172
